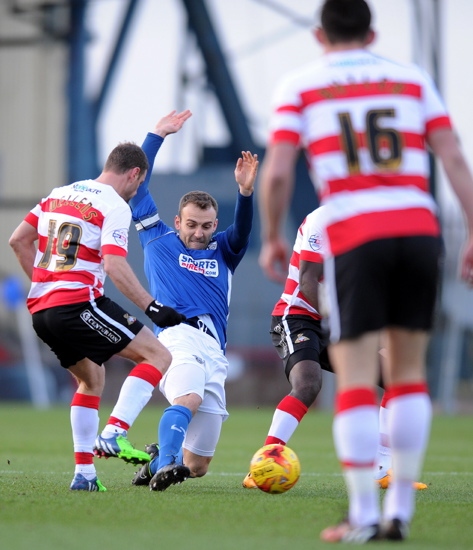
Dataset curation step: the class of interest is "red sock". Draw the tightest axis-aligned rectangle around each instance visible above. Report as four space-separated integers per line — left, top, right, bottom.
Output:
265 395 308 445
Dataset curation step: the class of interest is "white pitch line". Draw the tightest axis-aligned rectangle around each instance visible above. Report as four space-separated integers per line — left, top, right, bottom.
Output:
1 471 472 477
208 471 473 477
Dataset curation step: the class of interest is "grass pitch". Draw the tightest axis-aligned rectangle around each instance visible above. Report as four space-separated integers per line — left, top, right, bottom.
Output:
1 403 472 549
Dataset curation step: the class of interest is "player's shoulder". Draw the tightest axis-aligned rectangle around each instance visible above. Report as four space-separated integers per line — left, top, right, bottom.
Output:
370 52 435 84
208 233 225 251
305 206 327 227
212 231 244 258
277 59 326 88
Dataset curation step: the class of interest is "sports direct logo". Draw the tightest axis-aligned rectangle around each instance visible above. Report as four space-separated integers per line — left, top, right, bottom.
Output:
179 254 219 277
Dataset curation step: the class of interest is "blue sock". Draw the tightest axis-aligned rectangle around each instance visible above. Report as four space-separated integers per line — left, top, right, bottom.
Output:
157 405 192 469
176 447 183 465
148 446 183 476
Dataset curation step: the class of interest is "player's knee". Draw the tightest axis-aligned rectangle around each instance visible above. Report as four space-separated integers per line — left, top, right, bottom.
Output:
159 346 172 369
187 462 209 478
70 361 105 395
79 380 104 396
184 454 212 478
290 375 322 405
291 386 319 407
146 346 172 373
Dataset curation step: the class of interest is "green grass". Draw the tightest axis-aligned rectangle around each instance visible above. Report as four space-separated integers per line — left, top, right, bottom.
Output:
1 403 472 549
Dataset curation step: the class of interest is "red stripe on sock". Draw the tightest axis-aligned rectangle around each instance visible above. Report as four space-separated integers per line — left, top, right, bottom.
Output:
265 436 286 445
341 459 376 468
384 382 429 403
75 452 94 465
129 363 162 387
108 417 130 431
336 387 377 414
276 395 309 422
380 391 389 408
70 393 100 409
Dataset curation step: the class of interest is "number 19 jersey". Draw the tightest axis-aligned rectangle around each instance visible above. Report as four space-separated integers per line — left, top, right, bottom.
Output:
24 179 131 313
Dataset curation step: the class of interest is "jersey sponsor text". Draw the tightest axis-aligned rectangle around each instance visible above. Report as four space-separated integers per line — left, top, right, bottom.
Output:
179 254 219 277
80 309 122 344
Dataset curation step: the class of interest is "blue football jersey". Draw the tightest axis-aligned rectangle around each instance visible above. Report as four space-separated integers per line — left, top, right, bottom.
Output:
130 133 251 351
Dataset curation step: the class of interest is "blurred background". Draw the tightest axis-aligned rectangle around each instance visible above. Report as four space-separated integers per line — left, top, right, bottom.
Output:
0 0 471 413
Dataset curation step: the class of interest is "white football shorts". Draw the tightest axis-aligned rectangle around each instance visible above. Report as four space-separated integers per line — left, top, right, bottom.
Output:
157 323 229 456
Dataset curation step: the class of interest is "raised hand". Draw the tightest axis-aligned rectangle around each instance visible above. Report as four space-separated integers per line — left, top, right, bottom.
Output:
235 151 259 196
153 110 192 138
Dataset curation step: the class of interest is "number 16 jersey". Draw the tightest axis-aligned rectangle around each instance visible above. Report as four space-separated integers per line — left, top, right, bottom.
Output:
269 48 452 256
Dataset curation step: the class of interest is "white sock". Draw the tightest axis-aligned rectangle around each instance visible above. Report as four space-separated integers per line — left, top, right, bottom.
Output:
74 464 96 478
383 391 432 523
106 376 155 431
71 404 99 454
101 426 127 438
334 403 380 527
267 409 299 443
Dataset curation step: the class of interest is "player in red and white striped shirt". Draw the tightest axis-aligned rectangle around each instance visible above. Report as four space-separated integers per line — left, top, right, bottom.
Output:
258 0 473 543
9 128 187 492
242 208 328 489
244 206 427 491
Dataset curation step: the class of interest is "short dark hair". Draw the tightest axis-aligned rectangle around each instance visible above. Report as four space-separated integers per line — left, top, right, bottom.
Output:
320 0 372 44
104 142 149 175
178 191 218 217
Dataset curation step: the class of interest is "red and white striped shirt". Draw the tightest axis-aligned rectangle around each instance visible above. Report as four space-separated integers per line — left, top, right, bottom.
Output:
24 179 131 313
269 49 451 256
272 207 325 320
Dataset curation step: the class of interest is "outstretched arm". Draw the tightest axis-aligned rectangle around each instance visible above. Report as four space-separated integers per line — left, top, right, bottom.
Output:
234 151 259 196
152 109 192 139
227 152 259 253
131 110 192 210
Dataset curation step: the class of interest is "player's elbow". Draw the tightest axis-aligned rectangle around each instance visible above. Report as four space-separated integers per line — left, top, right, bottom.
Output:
429 128 467 172
103 254 130 285
9 230 28 254
9 221 38 251
102 257 115 277
442 148 470 177
299 279 315 297
8 233 19 251
103 254 121 277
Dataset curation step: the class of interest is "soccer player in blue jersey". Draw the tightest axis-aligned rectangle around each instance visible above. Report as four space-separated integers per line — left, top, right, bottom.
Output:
99 110 259 491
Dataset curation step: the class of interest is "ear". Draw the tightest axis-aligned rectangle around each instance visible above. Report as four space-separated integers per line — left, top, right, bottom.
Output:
174 215 180 230
127 166 141 183
314 27 328 46
365 29 376 46
213 219 218 232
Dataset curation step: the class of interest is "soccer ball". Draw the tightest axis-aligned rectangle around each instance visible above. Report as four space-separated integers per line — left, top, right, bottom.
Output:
249 444 301 494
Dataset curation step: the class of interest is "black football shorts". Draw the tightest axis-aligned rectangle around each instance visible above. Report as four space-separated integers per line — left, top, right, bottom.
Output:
270 315 333 379
325 235 443 342
32 296 144 368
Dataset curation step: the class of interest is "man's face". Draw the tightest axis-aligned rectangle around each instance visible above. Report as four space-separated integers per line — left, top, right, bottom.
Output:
175 203 218 249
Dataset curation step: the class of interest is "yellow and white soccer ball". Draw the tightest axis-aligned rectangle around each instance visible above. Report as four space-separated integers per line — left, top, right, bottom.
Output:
249 444 301 494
